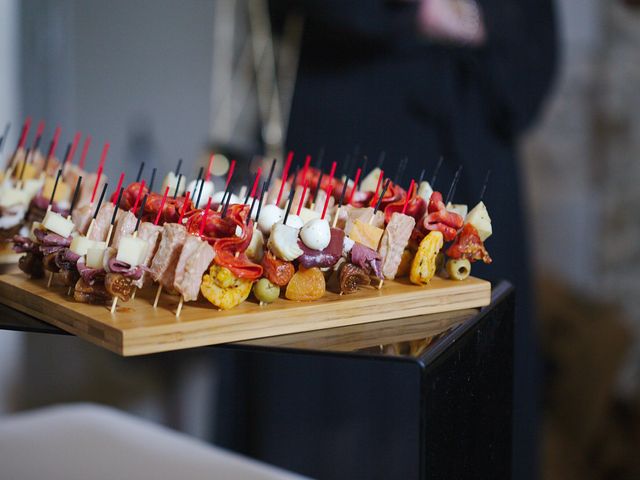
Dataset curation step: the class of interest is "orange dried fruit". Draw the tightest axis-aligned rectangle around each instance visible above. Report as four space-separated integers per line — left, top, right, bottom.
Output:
285 266 326 301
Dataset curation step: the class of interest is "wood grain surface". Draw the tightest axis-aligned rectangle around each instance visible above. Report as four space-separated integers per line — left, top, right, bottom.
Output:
0 272 491 356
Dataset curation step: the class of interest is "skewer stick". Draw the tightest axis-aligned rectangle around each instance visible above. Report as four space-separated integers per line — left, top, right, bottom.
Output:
78 135 92 170
394 157 408 185
418 168 426 185
402 179 416 215
264 158 277 191
445 166 462 205
148 167 157 193
369 179 391 225
205 153 215 182
192 167 204 208
369 169 385 208
173 173 183 198
47 168 63 288
225 159 236 189
9 117 31 170
17 148 30 188
347 167 362 206
244 167 262 205
301 155 311 184
275 151 294 206
296 179 309 216
0 122 10 154
42 126 61 177
154 186 170 225
376 151 386 170
430 156 444 188
254 182 267 224
178 191 190 224
151 188 171 308
320 185 334 220
332 177 349 228
175 296 184 318
127 194 149 303
67 132 82 166
87 182 108 238
174 158 183 178
311 171 324 209
106 174 126 245
47 168 63 213
31 120 45 152
479 169 491 202
135 161 145 183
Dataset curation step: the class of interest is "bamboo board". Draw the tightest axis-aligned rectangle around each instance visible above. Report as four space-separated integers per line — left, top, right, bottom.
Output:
0 272 490 356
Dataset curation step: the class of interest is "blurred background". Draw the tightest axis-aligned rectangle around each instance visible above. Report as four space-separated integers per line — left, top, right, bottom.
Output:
1 0 640 478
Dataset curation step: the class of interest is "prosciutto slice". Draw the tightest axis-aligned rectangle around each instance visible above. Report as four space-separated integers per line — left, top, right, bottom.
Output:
111 210 137 249
351 242 383 279
173 235 215 302
87 202 115 242
378 212 415 279
149 223 188 290
298 228 344 269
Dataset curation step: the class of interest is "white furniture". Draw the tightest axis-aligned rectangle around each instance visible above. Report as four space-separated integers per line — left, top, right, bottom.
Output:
0 403 309 480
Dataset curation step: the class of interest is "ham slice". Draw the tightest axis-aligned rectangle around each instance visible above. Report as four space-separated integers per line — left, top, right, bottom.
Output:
173 235 215 302
87 202 115 242
297 228 344 269
133 222 162 288
351 242 383 279
149 223 187 290
378 212 415 279
72 204 93 235
111 210 137 249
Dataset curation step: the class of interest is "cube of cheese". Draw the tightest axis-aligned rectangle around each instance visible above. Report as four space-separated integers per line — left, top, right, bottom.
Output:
446 202 468 219
42 177 70 204
42 211 74 238
348 219 383 250
298 207 320 224
70 236 93 256
86 245 106 269
116 235 149 267
465 201 492 241
359 167 382 193
0 188 30 208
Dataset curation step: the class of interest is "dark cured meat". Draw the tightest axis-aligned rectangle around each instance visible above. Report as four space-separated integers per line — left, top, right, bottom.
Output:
297 228 344 269
18 252 44 278
74 278 110 304
105 273 134 302
54 248 80 271
116 182 193 225
339 263 370 294
76 259 106 286
350 242 383 279
43 252 60 273
383 196 427 225
34 229 72 247
261 250 294 287
12 235 37 254
107 257 144 280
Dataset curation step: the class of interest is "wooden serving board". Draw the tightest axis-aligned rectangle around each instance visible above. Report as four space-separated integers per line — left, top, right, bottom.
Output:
0 272 490 356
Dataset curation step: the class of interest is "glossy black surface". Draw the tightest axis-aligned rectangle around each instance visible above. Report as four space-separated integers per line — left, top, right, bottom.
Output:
0 281 514 479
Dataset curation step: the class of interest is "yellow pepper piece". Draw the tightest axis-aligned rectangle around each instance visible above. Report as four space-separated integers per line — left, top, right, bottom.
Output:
200 265 253 310
410 231 444 285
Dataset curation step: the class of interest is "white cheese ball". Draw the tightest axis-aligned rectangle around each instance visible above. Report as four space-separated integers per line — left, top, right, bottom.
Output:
212 190 241 206
284 214 304 230
300 218 331 251
258 204 283 235
186 180 214 208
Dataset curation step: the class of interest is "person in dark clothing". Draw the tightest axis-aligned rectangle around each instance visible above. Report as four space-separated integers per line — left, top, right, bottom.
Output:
217 2 557 479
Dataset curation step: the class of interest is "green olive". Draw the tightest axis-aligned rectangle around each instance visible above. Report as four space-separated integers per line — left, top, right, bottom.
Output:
253 278 280 304
446 258 471 281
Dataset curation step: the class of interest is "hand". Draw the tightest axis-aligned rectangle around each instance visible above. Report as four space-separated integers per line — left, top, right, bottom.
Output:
417 0 486 46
